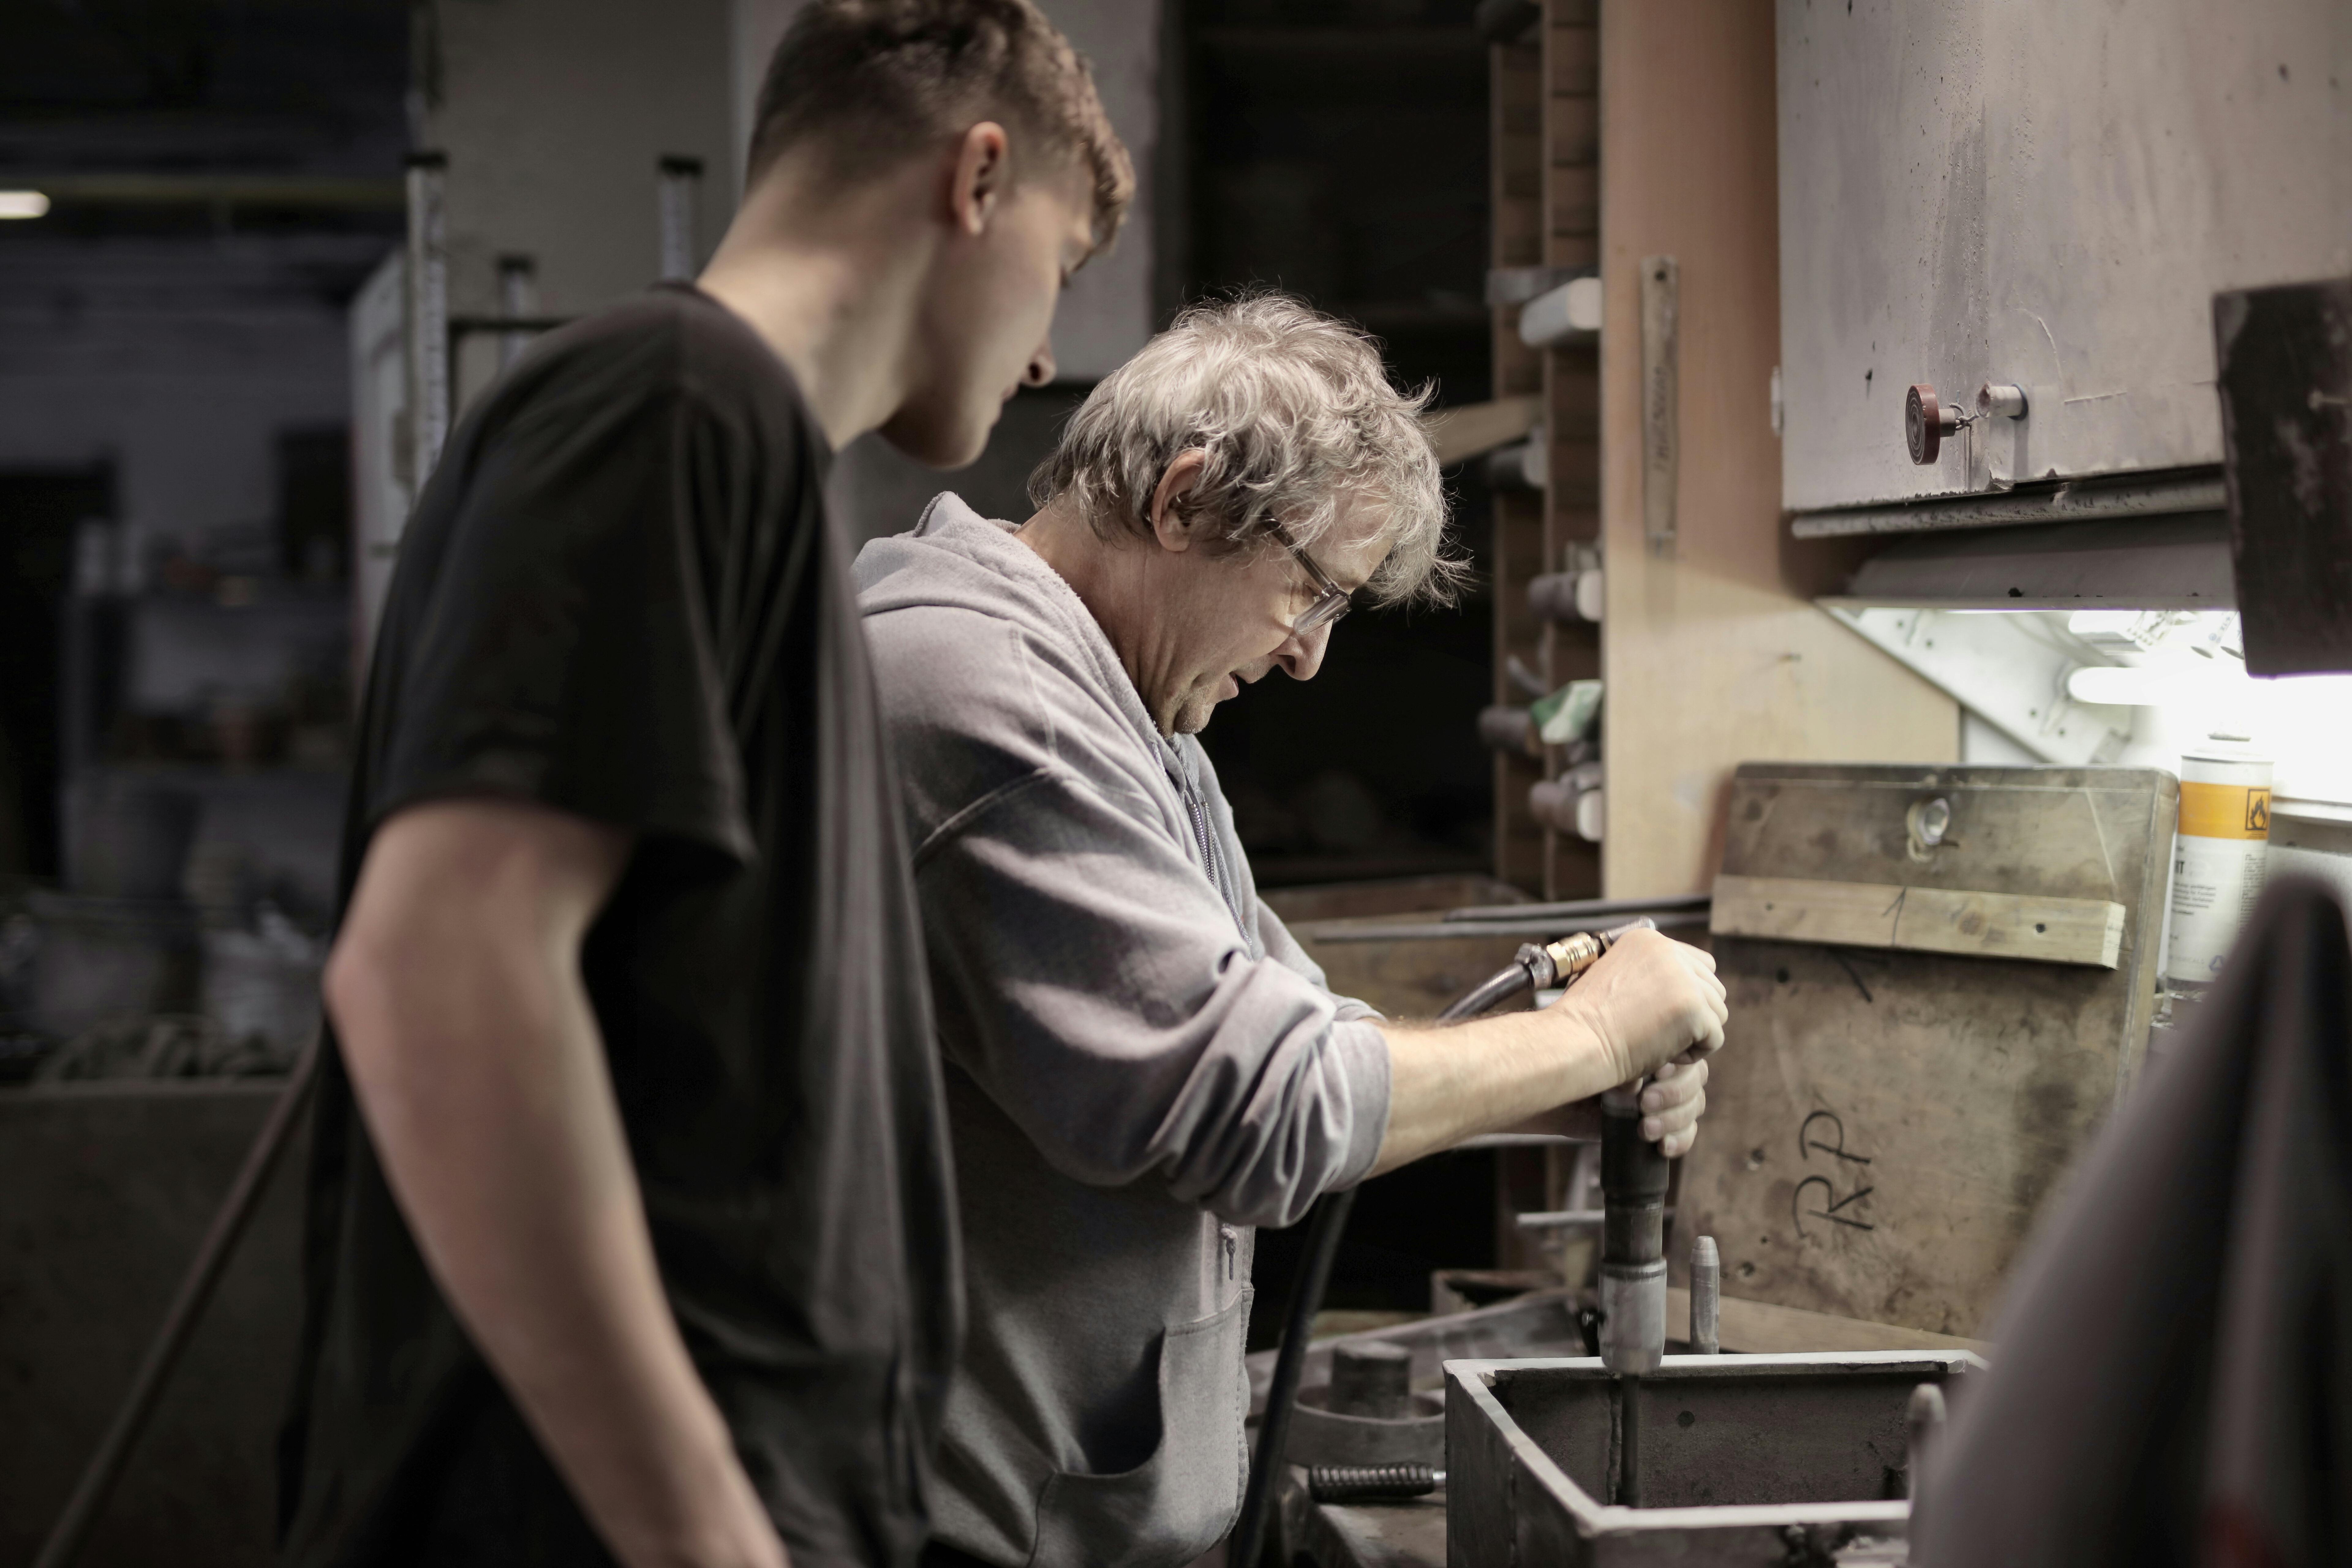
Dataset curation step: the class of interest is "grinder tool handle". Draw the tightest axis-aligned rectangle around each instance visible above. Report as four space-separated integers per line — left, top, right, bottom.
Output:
1598 1080 1672 1377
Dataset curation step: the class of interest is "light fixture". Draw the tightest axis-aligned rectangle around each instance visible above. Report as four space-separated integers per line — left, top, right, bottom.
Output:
2064 665 2167 707
0 191 51 220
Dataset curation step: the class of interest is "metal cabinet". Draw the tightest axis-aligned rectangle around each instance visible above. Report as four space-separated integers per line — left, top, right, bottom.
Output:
1777 0 2352 517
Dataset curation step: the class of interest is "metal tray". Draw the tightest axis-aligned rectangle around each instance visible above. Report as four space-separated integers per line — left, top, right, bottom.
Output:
1445 1351 1985 1566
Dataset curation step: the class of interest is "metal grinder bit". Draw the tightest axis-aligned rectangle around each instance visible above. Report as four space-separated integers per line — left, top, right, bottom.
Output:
1689 1234 1721 1355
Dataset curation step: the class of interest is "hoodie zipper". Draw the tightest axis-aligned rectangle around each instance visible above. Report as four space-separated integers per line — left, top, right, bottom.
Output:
1179 766 1248 937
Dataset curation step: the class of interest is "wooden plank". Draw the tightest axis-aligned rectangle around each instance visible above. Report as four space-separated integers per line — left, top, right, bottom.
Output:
1594 0 1957 900
1426 394 1539 467
1674 764 2177 1338
1665 1287 1991 1357
1710 874 2128 969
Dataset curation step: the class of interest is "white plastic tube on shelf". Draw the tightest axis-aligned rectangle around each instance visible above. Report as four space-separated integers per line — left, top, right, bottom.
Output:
1518 275 1603 348
1528 764 1605 843
1528 568 1604 624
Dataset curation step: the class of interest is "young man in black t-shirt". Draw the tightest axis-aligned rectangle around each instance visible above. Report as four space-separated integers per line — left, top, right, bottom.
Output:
277 6 1131 1568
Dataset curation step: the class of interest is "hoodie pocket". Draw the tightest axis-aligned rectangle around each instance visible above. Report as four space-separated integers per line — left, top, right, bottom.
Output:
1025 1288 1254 1568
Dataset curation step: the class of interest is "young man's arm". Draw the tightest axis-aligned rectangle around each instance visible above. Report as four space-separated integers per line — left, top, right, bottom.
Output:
1369 927 1725 1176
325 798 787 1568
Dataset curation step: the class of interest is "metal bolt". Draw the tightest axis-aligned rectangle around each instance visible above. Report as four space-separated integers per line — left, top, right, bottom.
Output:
1689 1236 1721 1354
1976 381 2029 419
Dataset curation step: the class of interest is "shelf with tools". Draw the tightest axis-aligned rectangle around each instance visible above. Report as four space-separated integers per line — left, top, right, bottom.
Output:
1483 0 1600 904
1478 0 1959 907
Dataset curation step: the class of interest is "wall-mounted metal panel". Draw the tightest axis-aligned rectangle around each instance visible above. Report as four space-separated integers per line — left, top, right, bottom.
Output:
1980 0 2352 492
1779 0 2352 516
1777 0 1989 513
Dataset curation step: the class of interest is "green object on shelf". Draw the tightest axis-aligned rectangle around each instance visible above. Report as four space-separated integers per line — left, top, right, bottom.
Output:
1530 680 1603 746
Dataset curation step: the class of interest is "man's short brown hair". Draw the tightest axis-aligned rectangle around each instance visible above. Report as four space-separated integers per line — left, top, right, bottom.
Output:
748 0 1134 251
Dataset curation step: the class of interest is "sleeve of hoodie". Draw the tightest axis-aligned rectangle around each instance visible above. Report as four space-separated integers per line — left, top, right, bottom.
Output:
1255 899 1382 1025
913 765 1390 1229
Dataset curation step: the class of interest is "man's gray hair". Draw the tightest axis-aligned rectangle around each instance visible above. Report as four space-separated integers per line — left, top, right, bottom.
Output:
1029 293 1465 608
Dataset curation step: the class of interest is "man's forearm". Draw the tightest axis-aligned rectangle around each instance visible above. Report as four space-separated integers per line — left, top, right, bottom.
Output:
329 803 783 1568
1365 929 1726 1176
1368 1008 1621 1174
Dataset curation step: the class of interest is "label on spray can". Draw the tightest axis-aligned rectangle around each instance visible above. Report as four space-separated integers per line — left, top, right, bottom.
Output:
2167 747 2272 984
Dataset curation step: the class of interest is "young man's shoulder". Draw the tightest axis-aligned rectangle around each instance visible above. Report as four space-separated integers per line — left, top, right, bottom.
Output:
507 286 811 434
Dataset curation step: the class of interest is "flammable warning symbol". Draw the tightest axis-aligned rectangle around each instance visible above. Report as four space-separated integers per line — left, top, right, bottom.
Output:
2247 790 2271 833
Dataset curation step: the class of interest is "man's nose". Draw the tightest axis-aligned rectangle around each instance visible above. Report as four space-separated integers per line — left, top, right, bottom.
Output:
1023 336 1056 388
1276 623 1331 683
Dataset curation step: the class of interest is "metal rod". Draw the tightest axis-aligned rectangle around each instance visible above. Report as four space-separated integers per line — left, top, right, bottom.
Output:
1690 1235 1721 1354
1906 1381 1947 1504
1442 892 1712 924
33 1037 323 1568
1306 1463 1444 1505
1304 910 1708 944
403 152 450 500
1619 1376 1645 1506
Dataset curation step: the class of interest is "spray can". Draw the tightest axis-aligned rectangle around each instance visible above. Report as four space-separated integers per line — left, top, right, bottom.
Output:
2167 739 2273 985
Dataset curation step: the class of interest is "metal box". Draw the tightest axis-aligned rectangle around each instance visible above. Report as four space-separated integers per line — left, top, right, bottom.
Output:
1445 1351 1984 1566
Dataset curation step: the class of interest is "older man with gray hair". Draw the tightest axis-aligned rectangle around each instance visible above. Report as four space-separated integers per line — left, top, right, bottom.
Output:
854 295 1726 1568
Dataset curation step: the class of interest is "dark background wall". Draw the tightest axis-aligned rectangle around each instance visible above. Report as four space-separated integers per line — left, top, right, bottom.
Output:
0 0 406 917
1176 0 1498 890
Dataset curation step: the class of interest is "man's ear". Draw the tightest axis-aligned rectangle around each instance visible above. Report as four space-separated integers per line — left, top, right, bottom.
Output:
949 122 1012 236
1148 450 1212 552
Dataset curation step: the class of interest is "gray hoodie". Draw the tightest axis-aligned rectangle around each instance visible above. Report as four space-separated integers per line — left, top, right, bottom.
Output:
853 493 1390 1568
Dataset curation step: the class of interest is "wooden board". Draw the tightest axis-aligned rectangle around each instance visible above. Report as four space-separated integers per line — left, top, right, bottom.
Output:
1427 395 1540 468
1674 763 2176 1339
1593 0 1959 901
1711 875 2127 969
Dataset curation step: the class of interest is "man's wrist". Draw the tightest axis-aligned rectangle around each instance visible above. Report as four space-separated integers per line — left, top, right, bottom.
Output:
1542 994 1629 1094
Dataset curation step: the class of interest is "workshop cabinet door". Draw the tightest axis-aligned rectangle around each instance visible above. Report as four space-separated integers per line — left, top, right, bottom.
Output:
1777 0 2352 515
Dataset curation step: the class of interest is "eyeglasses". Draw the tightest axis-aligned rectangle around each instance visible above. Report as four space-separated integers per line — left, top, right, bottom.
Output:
1267 520 1354 638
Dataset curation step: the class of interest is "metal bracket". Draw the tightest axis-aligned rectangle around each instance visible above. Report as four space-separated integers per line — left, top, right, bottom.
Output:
1641 256 1680 556
1822 606 2134 765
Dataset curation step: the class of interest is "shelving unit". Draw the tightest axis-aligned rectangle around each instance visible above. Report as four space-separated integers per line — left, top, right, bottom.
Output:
1486 0 1959 903
1486 0 1601 900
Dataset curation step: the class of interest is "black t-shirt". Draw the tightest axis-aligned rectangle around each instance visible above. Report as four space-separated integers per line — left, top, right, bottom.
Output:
279 286 958 1568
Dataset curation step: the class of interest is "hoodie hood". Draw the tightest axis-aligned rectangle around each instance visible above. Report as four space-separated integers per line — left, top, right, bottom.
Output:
854 490 1183 774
